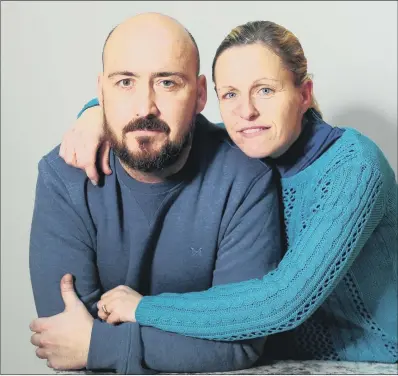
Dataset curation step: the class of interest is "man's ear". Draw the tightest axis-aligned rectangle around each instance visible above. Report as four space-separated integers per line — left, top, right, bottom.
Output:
97 73 104 108
195 75 207 114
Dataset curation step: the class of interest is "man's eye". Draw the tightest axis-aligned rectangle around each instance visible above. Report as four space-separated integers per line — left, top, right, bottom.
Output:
160 80 176 88
117 79 133 88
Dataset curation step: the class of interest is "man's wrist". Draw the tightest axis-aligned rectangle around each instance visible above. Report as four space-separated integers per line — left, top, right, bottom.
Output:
83 319 94 368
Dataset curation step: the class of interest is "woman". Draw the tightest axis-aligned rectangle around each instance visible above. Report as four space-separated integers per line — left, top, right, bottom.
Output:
60 21 397 362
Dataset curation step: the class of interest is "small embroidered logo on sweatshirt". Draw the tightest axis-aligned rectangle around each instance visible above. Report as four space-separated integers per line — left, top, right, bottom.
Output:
190 247 203 256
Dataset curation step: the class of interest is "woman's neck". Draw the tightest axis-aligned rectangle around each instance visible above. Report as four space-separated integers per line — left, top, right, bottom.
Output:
273 110 344 178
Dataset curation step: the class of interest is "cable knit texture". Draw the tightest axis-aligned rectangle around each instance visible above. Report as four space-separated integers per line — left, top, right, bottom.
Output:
136 128 398 363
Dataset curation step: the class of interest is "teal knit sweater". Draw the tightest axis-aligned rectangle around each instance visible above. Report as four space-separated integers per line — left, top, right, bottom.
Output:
136 128 398 363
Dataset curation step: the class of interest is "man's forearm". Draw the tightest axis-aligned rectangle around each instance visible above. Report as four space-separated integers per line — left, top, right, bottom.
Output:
87 319 265 374
29 157 101 318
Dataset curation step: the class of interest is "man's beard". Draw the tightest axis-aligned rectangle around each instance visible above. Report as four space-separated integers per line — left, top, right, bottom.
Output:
103 111 195 173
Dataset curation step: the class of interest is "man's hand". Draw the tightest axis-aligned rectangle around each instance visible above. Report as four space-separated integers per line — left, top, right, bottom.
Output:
97 285 143 324
30 274 94 370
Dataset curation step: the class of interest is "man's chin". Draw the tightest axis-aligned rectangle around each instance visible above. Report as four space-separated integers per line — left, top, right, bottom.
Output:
115 147 163 169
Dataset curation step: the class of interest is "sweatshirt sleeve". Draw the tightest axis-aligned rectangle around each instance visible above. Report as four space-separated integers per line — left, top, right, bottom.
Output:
29 156 101 318
86 168 281 374
134 148 390 340
77 98 99 118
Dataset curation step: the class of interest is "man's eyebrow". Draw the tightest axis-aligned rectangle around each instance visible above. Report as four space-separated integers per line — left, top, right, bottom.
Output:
108 71 138 79
107 71 189 81
151 72 188 80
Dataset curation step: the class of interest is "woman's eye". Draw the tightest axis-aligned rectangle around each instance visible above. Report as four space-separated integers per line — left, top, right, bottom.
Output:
259 87 274 95
224 92 236 99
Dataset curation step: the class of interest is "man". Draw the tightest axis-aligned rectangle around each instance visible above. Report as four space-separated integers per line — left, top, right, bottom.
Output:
29 13 282 374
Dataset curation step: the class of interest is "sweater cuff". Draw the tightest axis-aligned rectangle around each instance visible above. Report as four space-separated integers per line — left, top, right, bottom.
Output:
135 297 158 326
87 319 147 374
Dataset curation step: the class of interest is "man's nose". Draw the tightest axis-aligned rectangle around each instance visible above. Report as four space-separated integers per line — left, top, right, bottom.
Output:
134 87 160 118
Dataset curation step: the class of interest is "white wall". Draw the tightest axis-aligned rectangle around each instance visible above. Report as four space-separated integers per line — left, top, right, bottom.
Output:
1 1 397 373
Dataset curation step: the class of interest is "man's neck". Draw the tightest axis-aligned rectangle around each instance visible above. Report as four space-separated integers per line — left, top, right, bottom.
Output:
119 143 192 184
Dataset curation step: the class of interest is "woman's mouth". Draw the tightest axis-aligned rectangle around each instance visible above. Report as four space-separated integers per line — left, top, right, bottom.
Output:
238 126 271 137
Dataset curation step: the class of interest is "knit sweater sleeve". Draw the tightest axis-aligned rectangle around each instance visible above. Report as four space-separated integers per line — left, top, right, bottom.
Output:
77 98 99 118
135 138 392 340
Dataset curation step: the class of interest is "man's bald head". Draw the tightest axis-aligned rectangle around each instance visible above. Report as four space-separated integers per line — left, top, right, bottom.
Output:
97 12 207 177
102 13 200 75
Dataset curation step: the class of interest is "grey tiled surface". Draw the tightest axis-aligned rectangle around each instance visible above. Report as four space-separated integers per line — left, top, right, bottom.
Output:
56 360 398 374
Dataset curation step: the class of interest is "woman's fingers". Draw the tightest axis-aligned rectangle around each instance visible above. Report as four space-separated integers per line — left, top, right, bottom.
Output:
106 311 121 325
100 141 112 175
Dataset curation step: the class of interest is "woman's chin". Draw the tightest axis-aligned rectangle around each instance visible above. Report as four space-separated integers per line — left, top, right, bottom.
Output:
239 145 272 160
231 134 278 160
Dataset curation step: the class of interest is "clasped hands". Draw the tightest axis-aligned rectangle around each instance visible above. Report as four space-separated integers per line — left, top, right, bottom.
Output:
29 274 142 370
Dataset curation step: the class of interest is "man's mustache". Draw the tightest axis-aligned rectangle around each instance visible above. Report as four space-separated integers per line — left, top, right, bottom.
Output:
123 117 170 135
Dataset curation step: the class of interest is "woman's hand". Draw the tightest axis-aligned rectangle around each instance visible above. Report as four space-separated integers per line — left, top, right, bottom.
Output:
97 286 143 324
59 106 112 185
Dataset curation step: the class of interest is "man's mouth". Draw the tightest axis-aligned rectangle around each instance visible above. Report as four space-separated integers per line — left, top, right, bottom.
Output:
128 129 165 134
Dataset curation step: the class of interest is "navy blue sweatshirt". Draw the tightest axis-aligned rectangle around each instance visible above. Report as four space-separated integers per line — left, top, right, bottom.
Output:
29 115 282 374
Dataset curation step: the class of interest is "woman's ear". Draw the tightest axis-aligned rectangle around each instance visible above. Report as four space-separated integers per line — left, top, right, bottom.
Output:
300 79 313 113
195 75 208 114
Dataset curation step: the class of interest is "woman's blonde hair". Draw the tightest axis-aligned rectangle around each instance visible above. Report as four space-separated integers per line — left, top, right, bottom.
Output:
212 21 322 118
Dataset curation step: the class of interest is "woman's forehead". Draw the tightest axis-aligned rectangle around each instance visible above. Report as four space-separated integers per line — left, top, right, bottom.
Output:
215 45 290 88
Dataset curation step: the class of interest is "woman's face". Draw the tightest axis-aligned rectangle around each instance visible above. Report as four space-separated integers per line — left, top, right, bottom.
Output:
214 43 312 158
